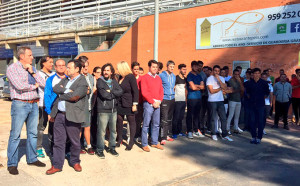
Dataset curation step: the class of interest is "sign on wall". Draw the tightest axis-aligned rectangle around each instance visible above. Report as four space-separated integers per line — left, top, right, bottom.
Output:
196 4 300 49
233 61 250 77
0 46 13 58
49 41 78 56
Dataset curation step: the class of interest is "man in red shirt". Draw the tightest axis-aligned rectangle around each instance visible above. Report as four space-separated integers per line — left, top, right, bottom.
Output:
140 60 164 152
275 69 289 83
291 69 300 125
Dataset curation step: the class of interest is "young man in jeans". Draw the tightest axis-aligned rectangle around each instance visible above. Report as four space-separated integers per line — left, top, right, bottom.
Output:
207 65 233 141
96 63 123 158
226 69 244 134
159 60 176 145
186 61 205 139
140 60 164 152
172 64 187 139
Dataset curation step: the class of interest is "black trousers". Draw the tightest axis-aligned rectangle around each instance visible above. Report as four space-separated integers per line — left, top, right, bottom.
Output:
134 104 143 138
186 99 201 133
199 95 210 132
172 101 186 135
292 98 300 123
160 99 175 140
116 114 136 148
274 101 289 126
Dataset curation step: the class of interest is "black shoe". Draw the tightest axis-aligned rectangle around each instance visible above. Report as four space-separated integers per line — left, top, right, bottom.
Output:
125 147 132 151
284 125 290 130
250 138 256 144
28 160 46 167
271 125 278 128
116 142 121 148
96 151 105 159
109 149 119 157
7 166 19 175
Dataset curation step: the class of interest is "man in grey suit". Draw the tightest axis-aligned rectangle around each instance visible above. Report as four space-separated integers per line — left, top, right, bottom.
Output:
46 59 88 175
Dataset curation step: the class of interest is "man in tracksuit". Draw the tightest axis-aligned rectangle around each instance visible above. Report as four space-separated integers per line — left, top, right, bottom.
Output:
159 60 176 145
44 59 67 155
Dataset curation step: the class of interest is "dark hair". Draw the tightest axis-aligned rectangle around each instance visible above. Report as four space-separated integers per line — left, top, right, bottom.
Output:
197 60 204 65
236 66 242 70
233 69 239 74
191 60 198 67
40 56 53 69
157 61 163 69
101 63 115 79
139 67 144 71
78 56 89 67
131 61 140 69
93 66 101 74
203 66 208 69
263 69 268 73
280 69 284 72
246 71 251 75
68 59 83 72
167 60 175 67
261 72 268 77
252 68 261 73
213 65 221 70
295 69 300 73
178 64 186 69
148 60 158 67
223 66 229 70
280 73 287 77
207 67 212 71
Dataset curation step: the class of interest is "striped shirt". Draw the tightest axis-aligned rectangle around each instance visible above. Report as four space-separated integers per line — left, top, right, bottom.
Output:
6 61 45 100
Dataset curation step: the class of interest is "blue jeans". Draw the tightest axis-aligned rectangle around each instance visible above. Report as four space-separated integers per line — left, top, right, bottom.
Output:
142 102 160 147
7 100 39 167
96 112 117 152
208 101 228 137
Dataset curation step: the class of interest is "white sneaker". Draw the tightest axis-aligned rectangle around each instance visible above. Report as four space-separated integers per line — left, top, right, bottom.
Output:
218 128 222 134
223 136 234 142
187 132 193 139
237 127 243 133
212 135 218 141
263 130 267 135
228 131 232 135
193 131 205 138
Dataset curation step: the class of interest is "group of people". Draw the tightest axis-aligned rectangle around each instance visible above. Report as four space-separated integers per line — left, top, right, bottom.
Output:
6 46 300 175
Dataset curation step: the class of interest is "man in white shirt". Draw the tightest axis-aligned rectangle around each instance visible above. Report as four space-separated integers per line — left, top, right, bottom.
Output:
207 65 233 141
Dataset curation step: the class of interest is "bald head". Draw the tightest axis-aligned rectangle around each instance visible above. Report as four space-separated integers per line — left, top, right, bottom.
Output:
54 59 66 75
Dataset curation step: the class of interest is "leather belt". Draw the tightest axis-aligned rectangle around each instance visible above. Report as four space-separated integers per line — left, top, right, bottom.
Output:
14 99 39 104
58 110 66 115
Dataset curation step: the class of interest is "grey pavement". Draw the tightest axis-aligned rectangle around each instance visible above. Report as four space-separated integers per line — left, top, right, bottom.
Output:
0 99 299 186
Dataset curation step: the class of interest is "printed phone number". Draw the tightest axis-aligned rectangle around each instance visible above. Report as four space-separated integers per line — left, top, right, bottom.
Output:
268 11 300 21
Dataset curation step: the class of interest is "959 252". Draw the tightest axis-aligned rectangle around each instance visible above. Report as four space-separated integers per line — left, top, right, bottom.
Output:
268 11 300 21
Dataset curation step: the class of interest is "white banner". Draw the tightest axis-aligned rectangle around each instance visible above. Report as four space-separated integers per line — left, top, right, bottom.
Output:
196 4 300 49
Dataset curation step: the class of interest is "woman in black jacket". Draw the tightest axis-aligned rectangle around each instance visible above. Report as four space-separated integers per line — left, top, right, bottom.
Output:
116 61 139 151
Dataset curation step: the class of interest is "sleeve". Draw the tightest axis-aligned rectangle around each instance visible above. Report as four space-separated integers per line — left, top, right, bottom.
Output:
97 79 114 100
111 80 123 98
186 74 193 83
199 75 203 84
34 72 46 88
44 77 53 114
130 75 139 104
53 79 67 94
59 77 88 102
159 78 164 102
141 76 154 104
206 77 213 86
6 66 36 92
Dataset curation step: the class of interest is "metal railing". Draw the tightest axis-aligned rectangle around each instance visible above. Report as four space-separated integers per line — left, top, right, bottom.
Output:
0 0 218 40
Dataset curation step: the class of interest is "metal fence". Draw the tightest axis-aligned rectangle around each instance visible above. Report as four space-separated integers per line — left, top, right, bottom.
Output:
0 0 218 40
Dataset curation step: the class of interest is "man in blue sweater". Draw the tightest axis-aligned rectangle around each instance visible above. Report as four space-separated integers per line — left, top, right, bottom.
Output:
44 59 67 155
159 60 176 145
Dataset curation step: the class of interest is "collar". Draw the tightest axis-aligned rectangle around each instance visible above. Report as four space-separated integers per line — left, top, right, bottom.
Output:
69 74 81 82
148 72 157 78
55 73 68 79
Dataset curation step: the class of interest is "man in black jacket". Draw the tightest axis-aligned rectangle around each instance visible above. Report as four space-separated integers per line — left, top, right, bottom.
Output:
96 63 123 159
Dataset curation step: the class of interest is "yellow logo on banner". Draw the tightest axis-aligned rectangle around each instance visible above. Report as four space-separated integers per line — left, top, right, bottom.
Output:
200 19 212 46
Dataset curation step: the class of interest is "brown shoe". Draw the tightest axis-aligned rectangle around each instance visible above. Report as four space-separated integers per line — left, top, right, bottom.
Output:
142 146 150 152
151 144 164 150
73 163 82 172
87 148 95 155
46 166 62 175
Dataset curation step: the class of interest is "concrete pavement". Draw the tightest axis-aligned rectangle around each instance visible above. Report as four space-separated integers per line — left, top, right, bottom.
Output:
0 99 299 186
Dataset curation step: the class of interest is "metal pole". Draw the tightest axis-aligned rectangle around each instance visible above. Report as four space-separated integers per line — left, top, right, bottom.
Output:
154 0 159 61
